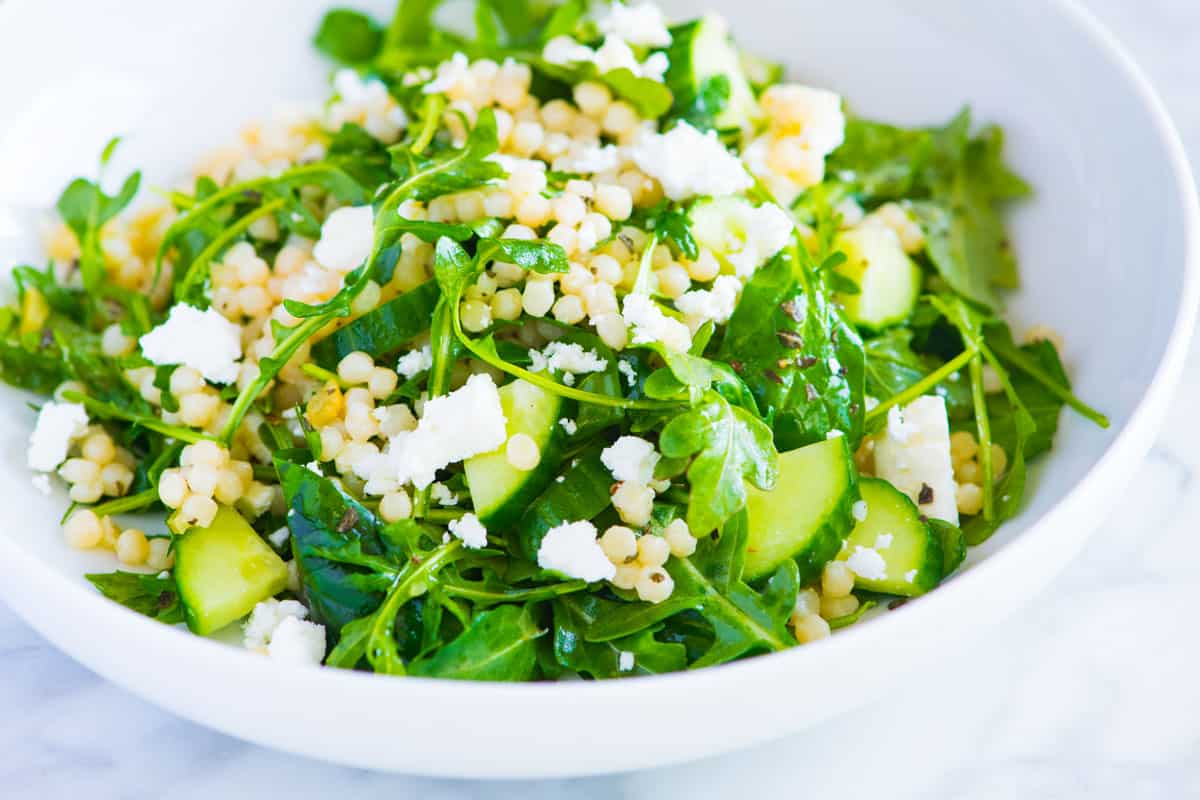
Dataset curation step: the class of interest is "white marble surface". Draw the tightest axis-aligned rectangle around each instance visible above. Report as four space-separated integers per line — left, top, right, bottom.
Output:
2 1 1199 797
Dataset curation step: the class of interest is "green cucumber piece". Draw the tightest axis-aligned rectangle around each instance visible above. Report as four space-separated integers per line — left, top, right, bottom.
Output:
834 225 922 329
666 15 759 131
837 478 943 596
511 446 612 563
744 436 858 582
464 379 565 531
174 506 289 635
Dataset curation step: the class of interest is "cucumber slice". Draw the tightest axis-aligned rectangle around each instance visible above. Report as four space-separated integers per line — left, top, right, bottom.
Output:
464 379 564 530
174 506 289 635
744 436 858 582
834 225 922 329
666 15 760 131
837 478 943 596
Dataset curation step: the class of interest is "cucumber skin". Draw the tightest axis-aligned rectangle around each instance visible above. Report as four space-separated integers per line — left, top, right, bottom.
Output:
475 428 566 533
834 227 922 331
664 17 759 131
844 479 944 597
511 448 613 564
743 438 860 584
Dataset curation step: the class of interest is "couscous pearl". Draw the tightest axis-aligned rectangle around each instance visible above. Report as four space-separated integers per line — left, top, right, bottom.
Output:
505 433 541 471
214 468 246 505
656 265 691 299
955 460 981 484
180 392 220 428
515 193 553 228
636 534 671 568
822 561 855 598
560 263 594 295
522 280 555 317
170 366 206 397
547 223 578 255
100 324 136 357
601 101 640 136
180 494 220 529
635 567 674 604
540 99 575 132
662 519 696 557
793 612 831 644
186 440 227 468
236 255 270 285
318 427 345 462
565 179 595 198
379 490 412 522
462 299 493 332
338 351 375 385
367 367 399 399
350 280 382 316
594 184 633 221
503 223 537 241
583 282 619 317
82 432 117 465
455 191 485 222
820 594 860 620
552 193 587 227
794 588 821 617
187 463 220 497
491 288 524 321
507 168 547 198
116 528 150 565
599 525 638 564
510 121 546 156
551 295 586 325
483 191 513 219
612 481 654 527
611 563 641 591
69 480 103 504
956 482 984 516
593 312 628 350
573 81 612 117
60 458 99 485
63 509 104 549
158 469 188 508
146 538 174 571
100 463 134 497
582 212 612 242
590 254 624 285
541 132 571 159
990 444 1008 477
686 249 722 282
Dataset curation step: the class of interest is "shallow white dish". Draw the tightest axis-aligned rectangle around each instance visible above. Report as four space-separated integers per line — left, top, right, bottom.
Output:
0 0 1195 779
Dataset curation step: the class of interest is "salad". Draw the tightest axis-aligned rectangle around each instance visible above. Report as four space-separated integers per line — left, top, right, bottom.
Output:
4 0 1107 680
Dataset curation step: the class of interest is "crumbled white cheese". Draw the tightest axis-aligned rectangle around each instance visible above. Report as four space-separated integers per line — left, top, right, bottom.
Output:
675 275 741 326
27 401 89 472
313 205 375 274
528 348 549 373
243 599 310 651
874 396 959 525
601 435 660 484
360 373 508 489
267 616 327 666
595 2 672 47
874 533 893 550
617 359 638 388
139 305 243 384
422 52 470 95
846 546 888 581
555 143 622 175
396 344 433 379
268 526 290 549
559 418 578 435
430 482 458 506
618 650 636 672
31 474 51 495
851 500 868 522
629 122 752 201
904 569 918 584
543 35 667 82
537 520 616 582
826 429 844 440
886 405 919 443
695 198 794 278
539 341 608 376
448 512 489 549
622 294 691 351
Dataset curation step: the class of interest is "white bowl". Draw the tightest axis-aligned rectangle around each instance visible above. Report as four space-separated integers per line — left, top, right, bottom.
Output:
0 0 1194 779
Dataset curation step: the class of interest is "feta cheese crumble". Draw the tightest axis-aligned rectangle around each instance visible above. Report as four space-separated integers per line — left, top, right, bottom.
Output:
27 401 89 472
396 344 433 379
708 200 794 277
537 520 616 582
243 599 310 651
622 294 691 351
874 533 894 550
617 359 638 388
537 341 608 377
542 35 668 82
448 512 489 549
904 569 918 584
874 396 959 525
851 500 869 522
675 275 742 326
595 2 672 47
360 373 508 489
430 482 459 506
601 435 660 484
846 546 888 581
618 650 636 672
268 616 327 666
313 205 374 274
423 51 470 95
31 474 51 495
559 418 578 435
268 526 290 548
629 122 753 201
139 304 243 384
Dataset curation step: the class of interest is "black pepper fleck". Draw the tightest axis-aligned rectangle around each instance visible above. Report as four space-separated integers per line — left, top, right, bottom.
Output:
918 483 934 505
797 356 818 369
336 508 359 533
776 330 805 349
764 369 783 384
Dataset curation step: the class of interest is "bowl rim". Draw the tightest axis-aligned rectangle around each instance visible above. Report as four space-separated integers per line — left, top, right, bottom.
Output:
0 0 1196 754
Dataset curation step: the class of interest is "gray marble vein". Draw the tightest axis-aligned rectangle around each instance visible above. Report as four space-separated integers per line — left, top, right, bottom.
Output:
2 0 1199 797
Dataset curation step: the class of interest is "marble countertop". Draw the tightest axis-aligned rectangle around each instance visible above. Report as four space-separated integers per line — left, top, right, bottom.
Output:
3 1 1198 797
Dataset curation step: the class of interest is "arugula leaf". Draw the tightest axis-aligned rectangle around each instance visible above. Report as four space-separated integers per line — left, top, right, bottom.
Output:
512 447 613 561
719 245 866 449
534 60 674 119
314 9 385 65
553 595 686 678
385 0 444 49
864 329 972 419
826 117 934 203
326 123 394 192
85 570 184 624
659 390 778 536
57 153 141 293
409 604 544 680
982 337 1067 460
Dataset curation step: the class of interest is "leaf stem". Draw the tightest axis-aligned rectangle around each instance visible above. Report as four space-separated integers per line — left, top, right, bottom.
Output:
994 345 1110 428
62 391 213 444
92 488 159 517
175 199 285 303
969 354 995 520
867 347 976 422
